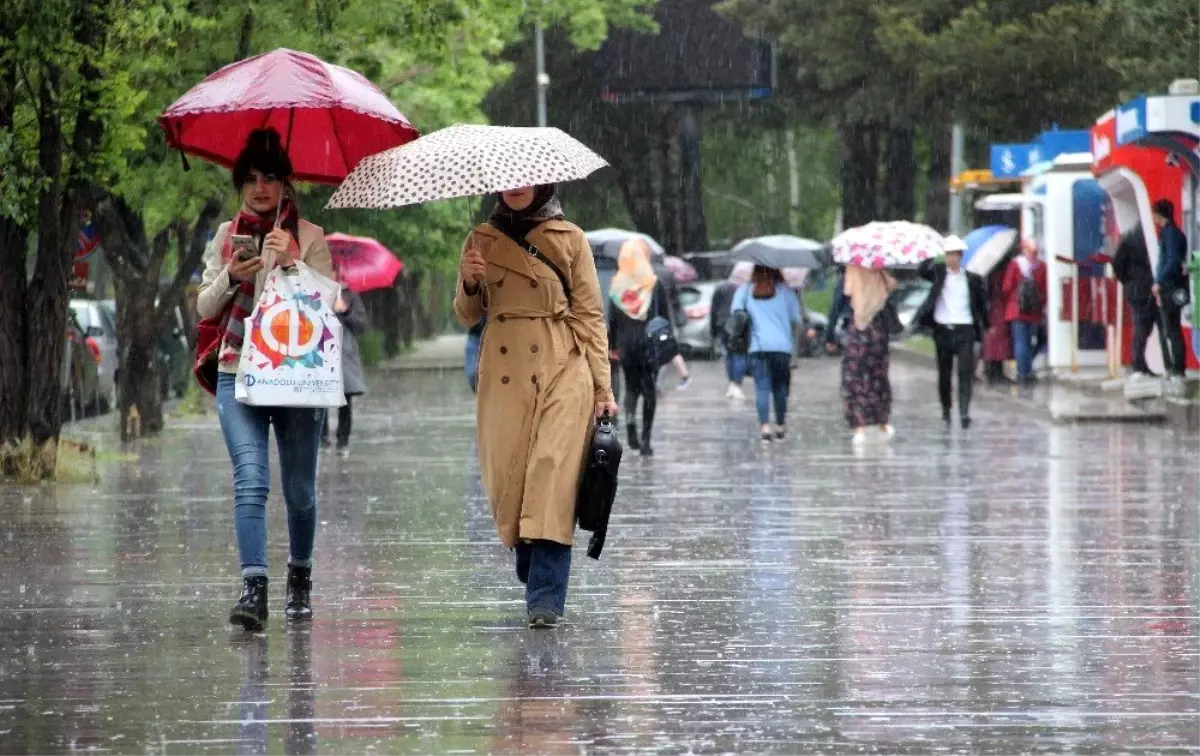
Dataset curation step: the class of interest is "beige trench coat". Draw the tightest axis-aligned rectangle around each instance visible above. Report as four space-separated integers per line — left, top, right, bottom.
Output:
454 220 614 548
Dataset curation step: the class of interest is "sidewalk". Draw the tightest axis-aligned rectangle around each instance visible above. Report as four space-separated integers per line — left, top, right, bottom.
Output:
378 333 467 372
891 340 1169 424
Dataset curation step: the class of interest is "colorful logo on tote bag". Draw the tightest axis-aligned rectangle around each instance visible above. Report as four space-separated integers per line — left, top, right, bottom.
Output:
249 290 336 369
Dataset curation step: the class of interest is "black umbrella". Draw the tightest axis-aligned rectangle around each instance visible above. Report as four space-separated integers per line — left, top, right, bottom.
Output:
731 234 831 269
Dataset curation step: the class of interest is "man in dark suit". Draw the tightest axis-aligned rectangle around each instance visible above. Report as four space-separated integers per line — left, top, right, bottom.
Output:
1151 199 1190 379
916 236 989 429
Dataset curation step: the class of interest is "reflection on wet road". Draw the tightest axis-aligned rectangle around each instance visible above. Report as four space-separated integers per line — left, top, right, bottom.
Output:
1 360 1197 753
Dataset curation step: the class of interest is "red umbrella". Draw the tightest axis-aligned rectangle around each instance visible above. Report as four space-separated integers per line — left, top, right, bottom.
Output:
159 48 419 184
325 233 404 293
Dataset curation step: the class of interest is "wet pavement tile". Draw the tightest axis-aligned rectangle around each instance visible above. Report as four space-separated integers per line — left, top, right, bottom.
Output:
1 358 1197 754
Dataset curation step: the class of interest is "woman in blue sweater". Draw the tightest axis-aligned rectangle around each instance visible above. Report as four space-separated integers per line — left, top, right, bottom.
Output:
732 266 803 443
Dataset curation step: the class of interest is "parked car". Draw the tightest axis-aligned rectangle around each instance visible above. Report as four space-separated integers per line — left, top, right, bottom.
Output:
61 309 101 421
891 278 932 335
678 281 718 359
70 299 118 413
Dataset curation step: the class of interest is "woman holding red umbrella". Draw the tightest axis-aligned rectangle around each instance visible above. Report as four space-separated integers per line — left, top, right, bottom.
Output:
196 128 334 631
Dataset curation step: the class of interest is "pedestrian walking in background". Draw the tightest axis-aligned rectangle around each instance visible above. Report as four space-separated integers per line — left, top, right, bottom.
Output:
732 266 802 443
465 318 486 393
1002 239 1048 384
455 184 617 629
1096 226 1163 378
841 266 897 445
1151 199 1190 379
825 266 849 355
711 279 747 399
195 128 333 630
322 270 368 457
981 259 1014 385
609 239 671 456
653 257 692 390
916 235 988 429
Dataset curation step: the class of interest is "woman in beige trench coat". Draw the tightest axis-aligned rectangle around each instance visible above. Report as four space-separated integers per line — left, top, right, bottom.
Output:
455 184 617 629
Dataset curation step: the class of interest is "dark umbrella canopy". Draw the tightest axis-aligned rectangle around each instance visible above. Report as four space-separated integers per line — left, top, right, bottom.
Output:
731 235 831 270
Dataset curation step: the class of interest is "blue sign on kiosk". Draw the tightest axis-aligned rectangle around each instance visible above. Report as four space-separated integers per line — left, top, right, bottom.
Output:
990 129 1091 179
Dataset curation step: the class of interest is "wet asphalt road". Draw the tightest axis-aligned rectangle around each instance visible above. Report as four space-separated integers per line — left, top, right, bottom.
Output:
1 358 1197 754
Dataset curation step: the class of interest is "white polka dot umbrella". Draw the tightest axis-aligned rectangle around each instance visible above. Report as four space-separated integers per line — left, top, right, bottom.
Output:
325 124 609 209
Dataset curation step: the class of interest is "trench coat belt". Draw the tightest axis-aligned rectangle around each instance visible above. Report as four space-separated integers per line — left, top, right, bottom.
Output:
489 306 567 322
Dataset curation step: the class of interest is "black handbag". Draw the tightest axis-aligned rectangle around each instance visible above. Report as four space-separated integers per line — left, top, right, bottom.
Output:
882 301 905 339
576 414 622 559
644 315 679 367
725 309 751 354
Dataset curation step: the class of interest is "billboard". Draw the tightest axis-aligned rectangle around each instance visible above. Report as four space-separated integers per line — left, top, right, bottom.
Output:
596 0 775 103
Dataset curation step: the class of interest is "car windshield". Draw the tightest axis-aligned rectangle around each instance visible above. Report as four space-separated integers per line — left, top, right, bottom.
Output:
98 305 116 333
679 288 702 307
70 303 91 330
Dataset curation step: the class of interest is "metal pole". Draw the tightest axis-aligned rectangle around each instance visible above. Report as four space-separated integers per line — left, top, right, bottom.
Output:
949 123 965 236
534 19 547 127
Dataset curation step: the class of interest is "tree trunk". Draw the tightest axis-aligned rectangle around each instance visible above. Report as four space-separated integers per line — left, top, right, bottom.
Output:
593 104 660 238
839 121 879 228
0 61 29 454
925 120 953 232
677 104 708 253
113 272 164 440
25 65 69 469
658 105 683 255
881 126 916 221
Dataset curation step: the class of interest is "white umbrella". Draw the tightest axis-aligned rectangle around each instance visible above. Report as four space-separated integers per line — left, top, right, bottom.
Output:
326 124 609 209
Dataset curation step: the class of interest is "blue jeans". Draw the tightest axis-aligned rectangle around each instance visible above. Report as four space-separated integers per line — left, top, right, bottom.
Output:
465 333 482 394
216 373 323 578
725 351 747 384
1011 321 1037 379
515 540 572 615
751 352 791 425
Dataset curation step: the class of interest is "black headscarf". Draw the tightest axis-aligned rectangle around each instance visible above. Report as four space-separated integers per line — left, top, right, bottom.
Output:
489 184 564 238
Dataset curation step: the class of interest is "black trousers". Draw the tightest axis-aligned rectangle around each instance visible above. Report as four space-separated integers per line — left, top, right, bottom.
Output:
1159 297 1188 377
321 396 353 447
1130 299 1166 374
934 324 976 419
621 359 657 439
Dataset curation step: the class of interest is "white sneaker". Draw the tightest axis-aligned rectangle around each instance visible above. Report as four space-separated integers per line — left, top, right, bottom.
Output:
729 385 746 401
881 425 895 441
852 430 868 446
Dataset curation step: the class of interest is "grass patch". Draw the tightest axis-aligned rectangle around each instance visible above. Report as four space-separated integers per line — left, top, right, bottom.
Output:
902 334 936 357
0 436 99 484
174 381 214 417
358 329 385 369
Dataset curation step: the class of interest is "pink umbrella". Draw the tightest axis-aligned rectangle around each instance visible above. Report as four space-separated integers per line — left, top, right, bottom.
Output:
663 255 698 284
728 261 809 289
325 233 404 293
159 48 419 184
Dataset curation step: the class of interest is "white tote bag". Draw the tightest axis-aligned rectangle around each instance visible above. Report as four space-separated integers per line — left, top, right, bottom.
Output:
235 262 346 408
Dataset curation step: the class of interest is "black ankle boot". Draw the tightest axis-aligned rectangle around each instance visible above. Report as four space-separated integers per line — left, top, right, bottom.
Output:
640 430 654 457
626 421 640 451
230 576 268 631
285 564 313 621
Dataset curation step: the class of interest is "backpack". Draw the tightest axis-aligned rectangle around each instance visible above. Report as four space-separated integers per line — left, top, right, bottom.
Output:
1017 276 1041 315
725 309 751 354
644 315 679 367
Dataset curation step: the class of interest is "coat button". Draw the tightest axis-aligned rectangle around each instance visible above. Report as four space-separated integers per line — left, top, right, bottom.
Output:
500 346 508 355
530 344 539 354
495 280 504 288
531 375 538 384
497 315 506 323
530 279 539 288
501 376 510 384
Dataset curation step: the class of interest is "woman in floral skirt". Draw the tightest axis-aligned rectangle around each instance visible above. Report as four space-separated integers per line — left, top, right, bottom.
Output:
841 265 897 445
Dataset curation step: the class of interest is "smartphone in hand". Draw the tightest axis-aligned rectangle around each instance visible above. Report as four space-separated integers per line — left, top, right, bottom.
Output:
231 235 259 262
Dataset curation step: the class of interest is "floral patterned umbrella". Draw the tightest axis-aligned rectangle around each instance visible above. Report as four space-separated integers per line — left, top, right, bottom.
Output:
831 221 943 269
326 124 608 209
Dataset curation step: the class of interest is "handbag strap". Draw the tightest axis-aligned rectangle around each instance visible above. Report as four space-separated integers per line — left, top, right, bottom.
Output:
488 221 572 306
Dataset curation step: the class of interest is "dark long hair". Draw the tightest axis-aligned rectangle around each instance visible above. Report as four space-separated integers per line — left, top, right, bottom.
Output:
232 128 294 190
751 265 783 299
